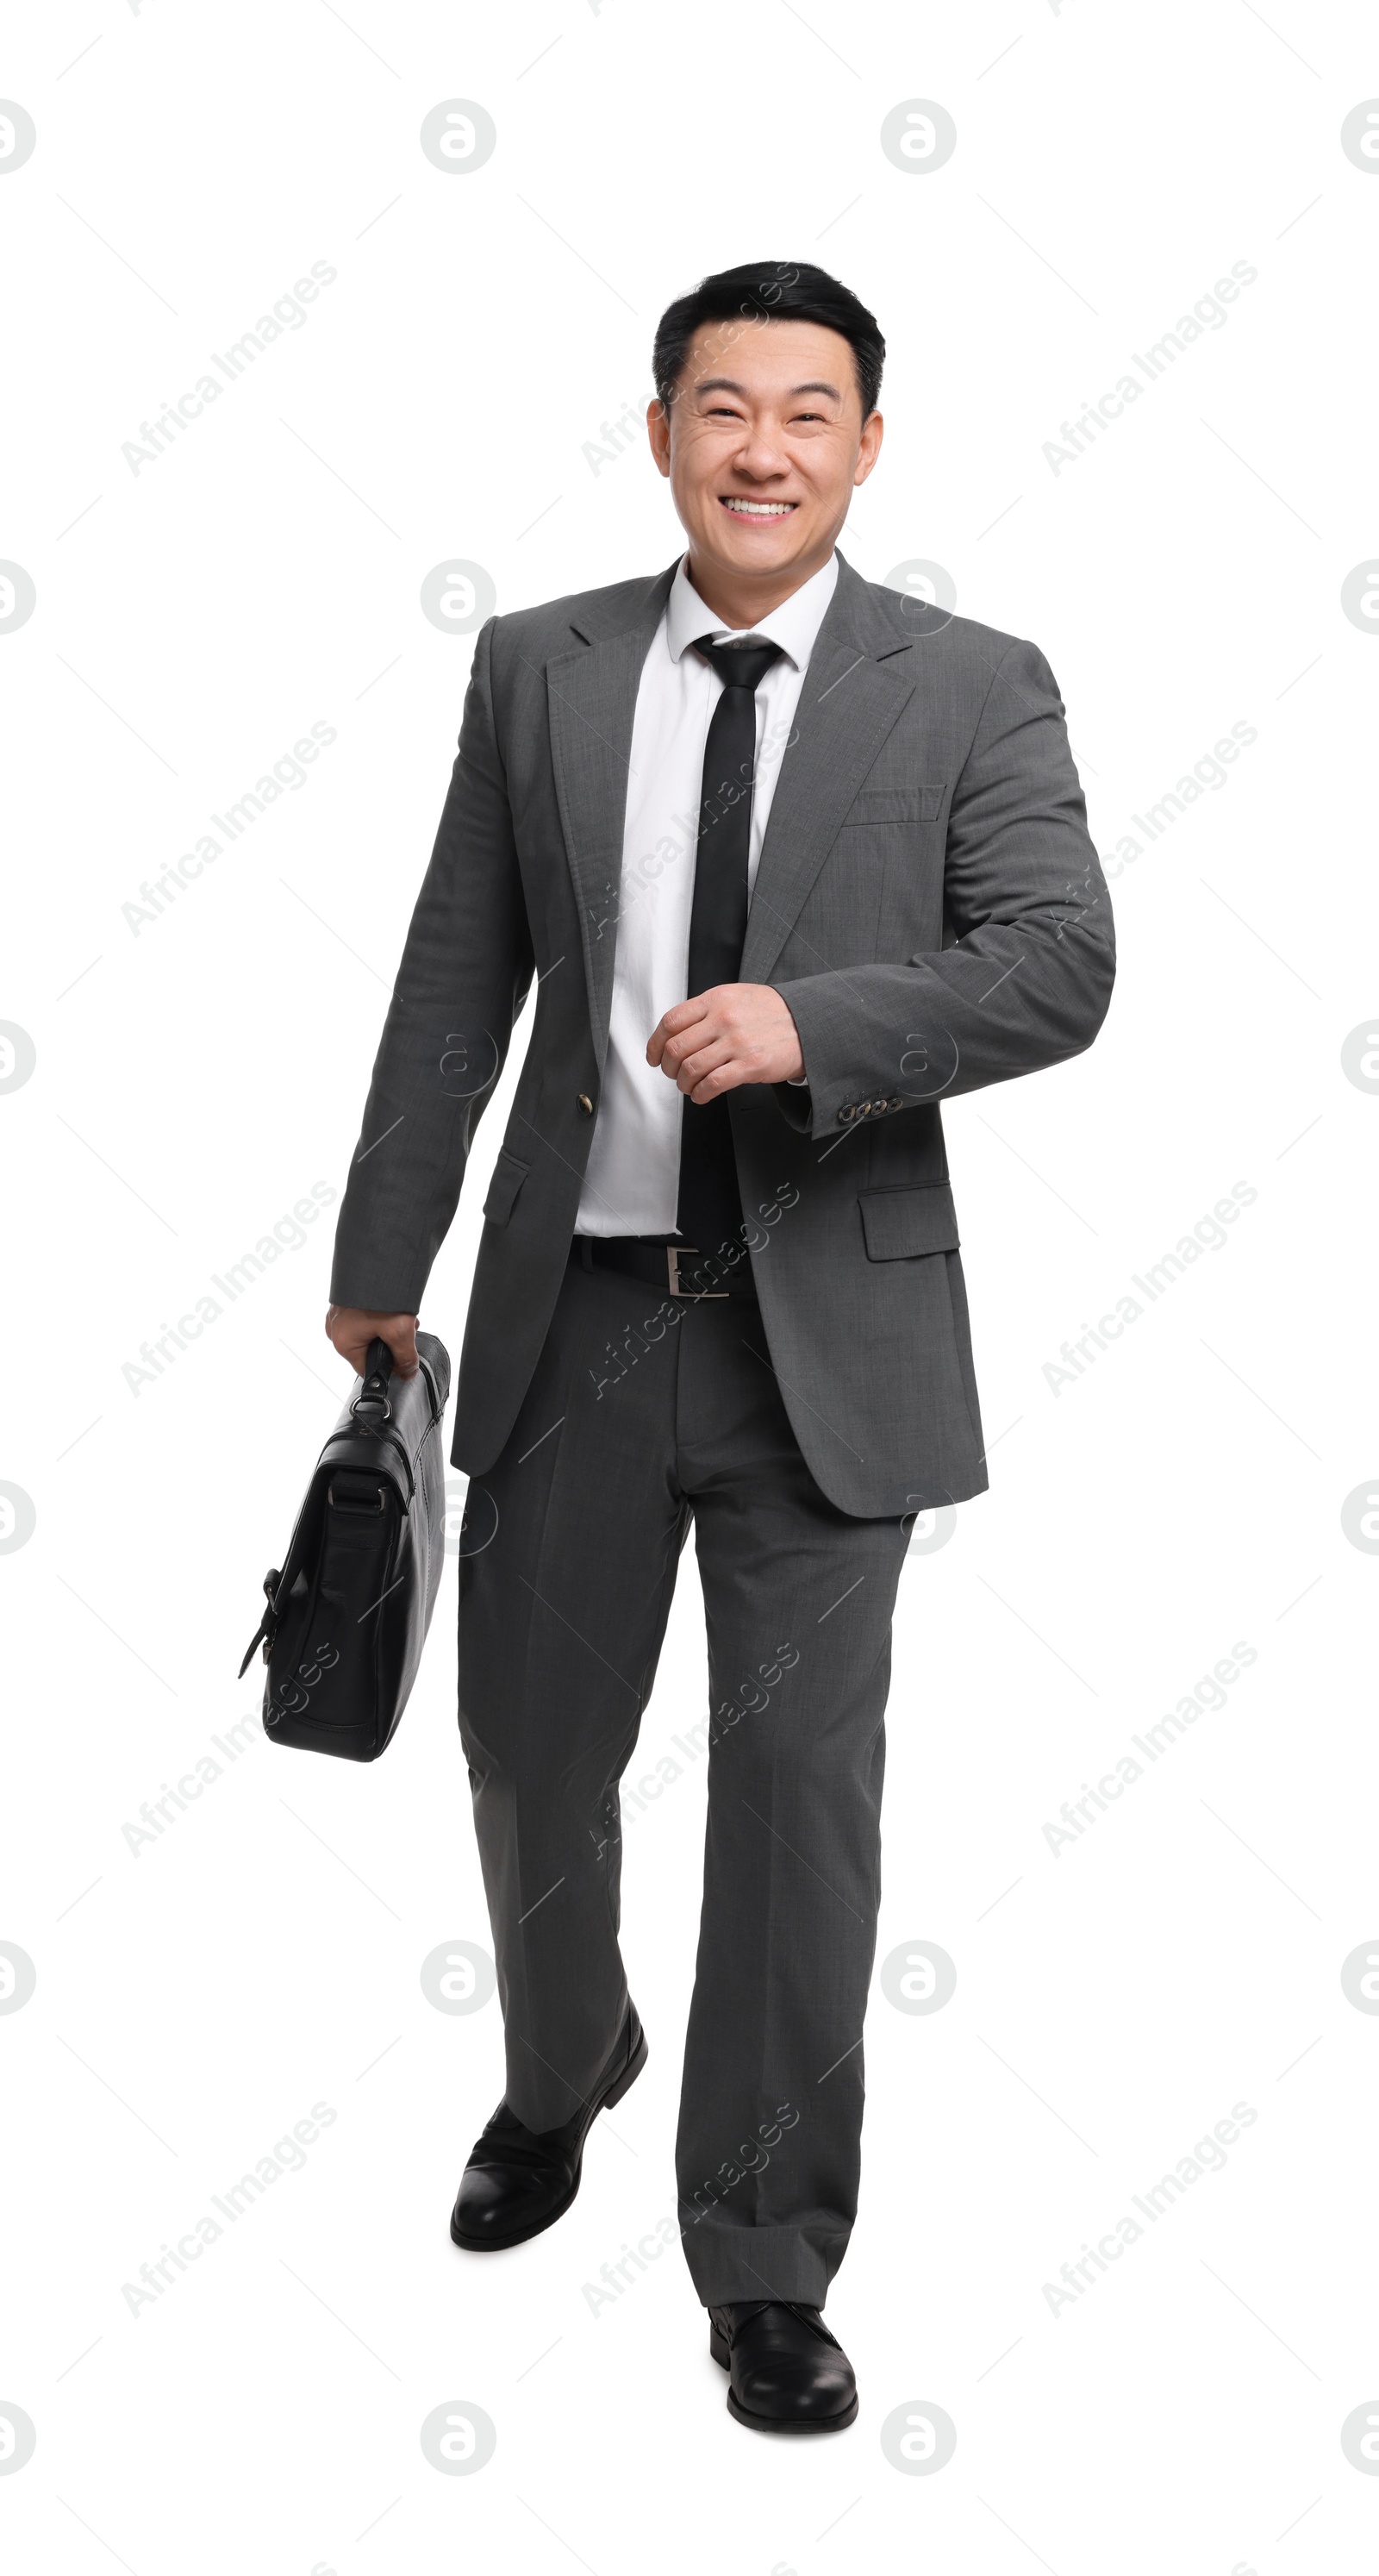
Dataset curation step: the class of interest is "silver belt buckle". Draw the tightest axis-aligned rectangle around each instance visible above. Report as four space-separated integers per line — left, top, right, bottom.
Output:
668 1246 727 1299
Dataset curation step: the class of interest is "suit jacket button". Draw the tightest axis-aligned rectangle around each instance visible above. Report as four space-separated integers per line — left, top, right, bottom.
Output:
577 1092 595 1115
837 1104 855 1124
888 1095 902 1110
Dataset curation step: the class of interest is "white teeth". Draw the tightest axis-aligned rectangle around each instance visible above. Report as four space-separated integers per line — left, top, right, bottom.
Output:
723 498 794 516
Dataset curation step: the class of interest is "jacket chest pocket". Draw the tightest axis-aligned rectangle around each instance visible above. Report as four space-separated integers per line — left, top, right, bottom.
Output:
847 785 946 827
824 785 949 960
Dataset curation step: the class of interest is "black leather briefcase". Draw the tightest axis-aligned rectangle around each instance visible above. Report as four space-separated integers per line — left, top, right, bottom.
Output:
237 1334 451 1761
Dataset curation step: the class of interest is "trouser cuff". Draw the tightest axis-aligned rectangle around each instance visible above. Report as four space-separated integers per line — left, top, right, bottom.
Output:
677 2213 848 2308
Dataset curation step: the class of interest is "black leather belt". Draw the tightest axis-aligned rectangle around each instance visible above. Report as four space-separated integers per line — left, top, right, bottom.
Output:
570 1235 758 1300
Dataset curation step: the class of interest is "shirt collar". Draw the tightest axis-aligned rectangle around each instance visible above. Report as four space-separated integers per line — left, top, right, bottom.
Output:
665 550 839 675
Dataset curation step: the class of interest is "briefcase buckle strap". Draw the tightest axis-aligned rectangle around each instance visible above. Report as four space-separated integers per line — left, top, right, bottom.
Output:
236 1565 283 1679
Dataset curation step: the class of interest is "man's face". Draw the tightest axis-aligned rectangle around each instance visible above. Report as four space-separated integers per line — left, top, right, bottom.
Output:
648 316 883 596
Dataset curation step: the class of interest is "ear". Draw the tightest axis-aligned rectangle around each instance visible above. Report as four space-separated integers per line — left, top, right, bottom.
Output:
854 411 884 487
646 397 671 480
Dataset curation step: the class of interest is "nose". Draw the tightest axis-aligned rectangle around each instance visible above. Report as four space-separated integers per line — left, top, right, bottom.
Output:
727 432 789 483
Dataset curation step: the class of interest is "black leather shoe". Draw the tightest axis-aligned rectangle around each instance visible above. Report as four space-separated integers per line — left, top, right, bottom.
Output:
449 2004 646 2252
708 2300 858 2433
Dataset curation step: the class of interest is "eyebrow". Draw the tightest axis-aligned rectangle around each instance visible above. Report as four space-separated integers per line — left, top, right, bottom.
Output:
693 377 843 402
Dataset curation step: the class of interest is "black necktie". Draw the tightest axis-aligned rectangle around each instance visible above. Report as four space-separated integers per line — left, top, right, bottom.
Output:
675 635 783 1266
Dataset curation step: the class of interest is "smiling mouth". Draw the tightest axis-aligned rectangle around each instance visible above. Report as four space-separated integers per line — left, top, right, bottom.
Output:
719 497 797 518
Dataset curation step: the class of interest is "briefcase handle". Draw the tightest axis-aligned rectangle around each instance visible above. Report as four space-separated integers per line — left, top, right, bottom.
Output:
351 1335 395 1424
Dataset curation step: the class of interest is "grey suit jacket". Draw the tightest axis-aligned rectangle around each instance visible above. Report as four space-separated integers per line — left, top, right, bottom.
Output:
329 552 1114 1517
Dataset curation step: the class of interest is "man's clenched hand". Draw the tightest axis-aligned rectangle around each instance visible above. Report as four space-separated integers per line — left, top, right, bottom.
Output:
325 1306 420 1380
646 984 804 1100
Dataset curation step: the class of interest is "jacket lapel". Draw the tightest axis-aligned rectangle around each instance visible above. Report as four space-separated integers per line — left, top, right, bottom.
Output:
545 553 916 1052
546 565 677 1069
739 554 915 987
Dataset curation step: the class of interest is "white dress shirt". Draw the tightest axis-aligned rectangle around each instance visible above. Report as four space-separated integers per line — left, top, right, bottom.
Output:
574 550 838 1237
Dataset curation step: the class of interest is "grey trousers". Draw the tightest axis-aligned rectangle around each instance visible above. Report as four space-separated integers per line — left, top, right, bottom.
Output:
456 1256 909 2306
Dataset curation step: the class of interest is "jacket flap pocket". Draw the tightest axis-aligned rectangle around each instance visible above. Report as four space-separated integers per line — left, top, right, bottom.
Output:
859 1183 959 1260
482 1147 531 1228
850 785 945 825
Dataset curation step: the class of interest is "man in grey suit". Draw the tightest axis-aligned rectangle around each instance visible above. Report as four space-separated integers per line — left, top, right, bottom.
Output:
326 261 1114 2433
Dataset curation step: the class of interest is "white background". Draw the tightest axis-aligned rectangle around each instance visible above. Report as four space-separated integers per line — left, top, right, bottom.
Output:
3 3 1376 2570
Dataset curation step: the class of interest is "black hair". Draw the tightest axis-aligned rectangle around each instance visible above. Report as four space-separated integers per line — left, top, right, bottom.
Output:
652 260 884 423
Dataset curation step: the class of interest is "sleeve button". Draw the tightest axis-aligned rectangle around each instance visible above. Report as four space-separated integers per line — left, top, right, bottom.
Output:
837 1104 855 1125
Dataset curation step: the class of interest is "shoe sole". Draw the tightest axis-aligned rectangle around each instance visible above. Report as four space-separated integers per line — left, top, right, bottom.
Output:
449 2022 649 2254
709 2325 859 2434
